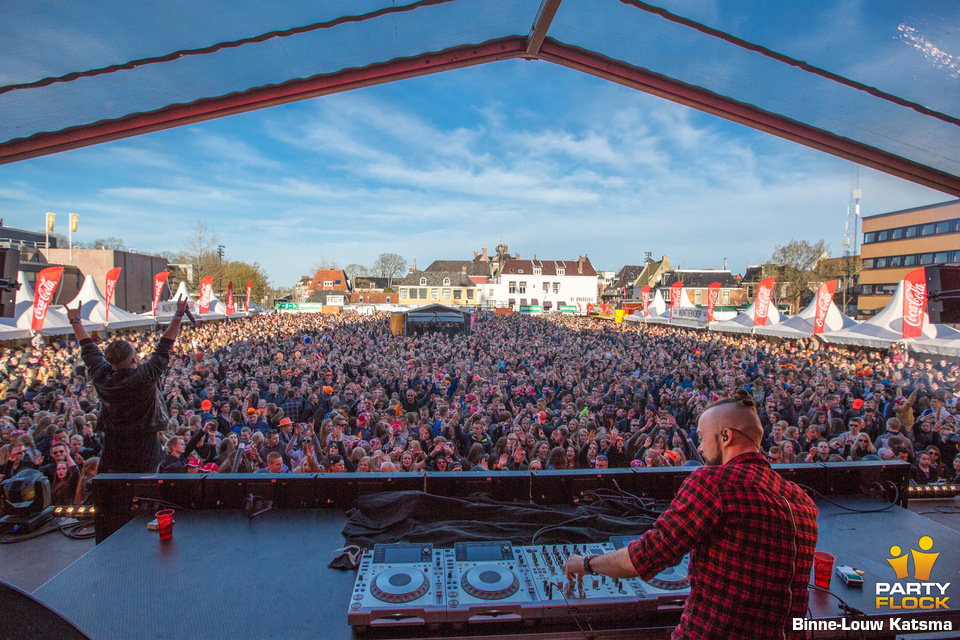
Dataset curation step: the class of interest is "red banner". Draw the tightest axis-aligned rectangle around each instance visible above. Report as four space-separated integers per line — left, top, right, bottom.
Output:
32 267 63 331
669 281 684 318
753 277 776 326
640 285 650 317
245 280 253 313
812 280 838 335
225 281 235 315
152 272 170 316
587 302 595 315
104 267 121 322
601 303 612 315
902 268 927 339
199 276 214 314
707 282 721 322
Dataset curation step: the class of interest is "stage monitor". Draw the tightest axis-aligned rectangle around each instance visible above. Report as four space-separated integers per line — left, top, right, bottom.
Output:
92 474 203 543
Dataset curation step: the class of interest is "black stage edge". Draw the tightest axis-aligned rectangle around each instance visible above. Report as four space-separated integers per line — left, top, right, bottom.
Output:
91 462 911 542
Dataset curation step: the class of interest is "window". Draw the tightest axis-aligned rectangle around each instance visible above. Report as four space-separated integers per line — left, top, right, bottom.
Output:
876 230 889 242
875 257 888 268
780 284 788 296
905 225 918 238
921 223 936 236
721 290 730 304
557 268 564 276
386 296 391 303
935 251 949 263
861 284 874 295
509 281 516 294
509 268 514 273
950 250 960 262
431 288 439 300
442 288 451 298
694 290 702 304
862 258 875 268
518 269 524 273
533 267 542 275
335 279 341 285
879 284 897 294
420 277 427 286
904 255 916 266
467 289 474 299
889 256 902 267
891 228 904 240
863 232 876 243
920 253 935 265
488 288 493 297
358 295 363 302
453 289 462 300
419 288 427 299
936 221 953 234
543 282 549 293
519 282 527 294
443 277 450 286
553 283 559 293
323 280 333 288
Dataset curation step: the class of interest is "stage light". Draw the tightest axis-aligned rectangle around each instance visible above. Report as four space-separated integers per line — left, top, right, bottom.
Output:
0 469 55 534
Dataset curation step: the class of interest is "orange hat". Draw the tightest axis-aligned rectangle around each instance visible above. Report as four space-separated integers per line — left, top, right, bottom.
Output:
323 386 333 395
201 399 211 411
245 408 258 415
278 417 292 427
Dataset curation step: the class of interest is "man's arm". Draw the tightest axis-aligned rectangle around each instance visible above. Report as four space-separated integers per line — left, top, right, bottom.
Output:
162 300 188 342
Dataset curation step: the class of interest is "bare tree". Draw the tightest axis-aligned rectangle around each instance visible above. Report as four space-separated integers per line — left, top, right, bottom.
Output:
312 256 340 271
770 239 830 312
371 253 407 287
86 237 127 250
180 220 222 289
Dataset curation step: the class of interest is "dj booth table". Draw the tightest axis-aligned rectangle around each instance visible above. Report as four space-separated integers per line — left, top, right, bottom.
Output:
32 495 960 640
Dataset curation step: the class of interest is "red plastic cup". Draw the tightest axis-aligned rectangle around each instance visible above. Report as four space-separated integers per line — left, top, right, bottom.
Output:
156 509 175 540
813 551 834 588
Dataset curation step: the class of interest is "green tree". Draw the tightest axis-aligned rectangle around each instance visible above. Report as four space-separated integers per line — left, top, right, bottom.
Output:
221 260 271 305
770 239 830 312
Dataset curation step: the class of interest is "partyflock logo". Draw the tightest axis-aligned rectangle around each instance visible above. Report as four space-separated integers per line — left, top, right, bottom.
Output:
876 536 949 610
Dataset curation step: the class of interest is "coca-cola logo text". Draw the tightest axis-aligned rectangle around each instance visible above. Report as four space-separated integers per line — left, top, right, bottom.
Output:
903 281 926 328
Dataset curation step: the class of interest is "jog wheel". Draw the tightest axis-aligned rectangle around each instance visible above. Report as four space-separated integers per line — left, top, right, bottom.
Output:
461 566 519 600
370 567 429 603
647 561 690 590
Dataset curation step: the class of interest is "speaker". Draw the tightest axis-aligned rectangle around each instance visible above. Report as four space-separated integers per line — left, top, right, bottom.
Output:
925 264 960 325
0 579 92 640
0 247 20 318
92 475 203 543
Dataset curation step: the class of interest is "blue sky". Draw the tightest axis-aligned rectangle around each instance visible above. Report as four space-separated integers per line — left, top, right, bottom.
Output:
0 57 951 287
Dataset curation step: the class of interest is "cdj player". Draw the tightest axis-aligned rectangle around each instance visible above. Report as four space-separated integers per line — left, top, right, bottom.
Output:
348 539 691 632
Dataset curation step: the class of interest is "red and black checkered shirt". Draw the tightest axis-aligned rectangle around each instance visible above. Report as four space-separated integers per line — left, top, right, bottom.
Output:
629 452 819 640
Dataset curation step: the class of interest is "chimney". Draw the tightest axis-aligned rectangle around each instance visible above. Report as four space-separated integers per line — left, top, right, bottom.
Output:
515 252 519 260
408 267 414 274
482 248 488 260
461 266 467 274
503 245 508 254
723 257 727 270
578 256 584 274
473 251 478 259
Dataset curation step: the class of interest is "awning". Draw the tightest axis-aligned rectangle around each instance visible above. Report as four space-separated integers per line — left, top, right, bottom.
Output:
559 301 566 307
543 301 552 309
406 312 465 323
508 298 516 305
531 298 538 305
520 299 527 305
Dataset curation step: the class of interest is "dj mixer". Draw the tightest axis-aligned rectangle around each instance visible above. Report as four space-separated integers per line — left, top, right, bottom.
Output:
347 539 690 632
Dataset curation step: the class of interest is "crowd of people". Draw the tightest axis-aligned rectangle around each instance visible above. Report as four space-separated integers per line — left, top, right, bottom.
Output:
1 311 958 504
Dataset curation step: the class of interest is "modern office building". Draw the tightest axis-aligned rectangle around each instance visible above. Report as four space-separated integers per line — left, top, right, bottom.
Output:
858 199 960 318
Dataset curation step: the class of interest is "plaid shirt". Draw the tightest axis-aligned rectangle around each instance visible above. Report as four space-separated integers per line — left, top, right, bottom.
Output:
629 452 818 640
281 396 303 422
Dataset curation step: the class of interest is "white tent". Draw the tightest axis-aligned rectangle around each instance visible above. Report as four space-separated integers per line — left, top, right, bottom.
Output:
821 280 960 355
642 290 677 324
171 281 193 302
709 297 783 334
11 272 103 336
625 289 668 323
0 318 30 341
200 289 228 321
756 294 857 339
65 275 157 330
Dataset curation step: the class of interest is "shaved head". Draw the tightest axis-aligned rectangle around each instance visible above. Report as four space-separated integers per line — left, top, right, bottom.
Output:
697 391 763 465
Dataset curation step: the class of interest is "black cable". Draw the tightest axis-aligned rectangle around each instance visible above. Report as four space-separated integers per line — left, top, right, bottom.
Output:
794 482 899 514
59 519 96 540
0 0 457 96
807 583 866 618
0 518 62 544
132 496 190 511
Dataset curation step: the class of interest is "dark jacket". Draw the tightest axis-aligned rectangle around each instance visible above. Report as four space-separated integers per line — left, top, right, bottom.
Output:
81 337 174 474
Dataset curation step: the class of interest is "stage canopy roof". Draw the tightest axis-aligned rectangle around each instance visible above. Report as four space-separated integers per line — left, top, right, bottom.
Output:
1 1 958 196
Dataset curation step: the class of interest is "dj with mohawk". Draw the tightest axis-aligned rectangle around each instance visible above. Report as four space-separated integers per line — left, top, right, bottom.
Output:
565 390 819 640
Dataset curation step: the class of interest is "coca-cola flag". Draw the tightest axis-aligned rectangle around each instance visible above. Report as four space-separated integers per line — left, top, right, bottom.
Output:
152 272 170 316
104 267 121 322
812 280 838 335
32 267 63 331
587 302 595 315
225 281 235 315
753 277 776 326
707 282 721 322
670 281 684 318
640 285 650 317
199 276 214 314
902 268 927 339
601 303 612 315
245 280 253 313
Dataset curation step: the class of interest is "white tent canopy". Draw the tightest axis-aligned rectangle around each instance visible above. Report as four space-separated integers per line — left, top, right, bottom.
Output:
171 281 193 302
821 280 960 355
756 295 857 339
642 290 676 325
624 290 668 323
65 275 157 330
12 271 103 336
709 297 783 334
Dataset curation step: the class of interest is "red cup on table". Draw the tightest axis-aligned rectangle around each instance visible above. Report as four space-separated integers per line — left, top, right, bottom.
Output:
813 551 834 588
156 509 175 540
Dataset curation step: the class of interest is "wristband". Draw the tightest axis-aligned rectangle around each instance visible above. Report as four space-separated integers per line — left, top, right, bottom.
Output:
174 312 185 319
583 555 598 575
70 317 83 324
